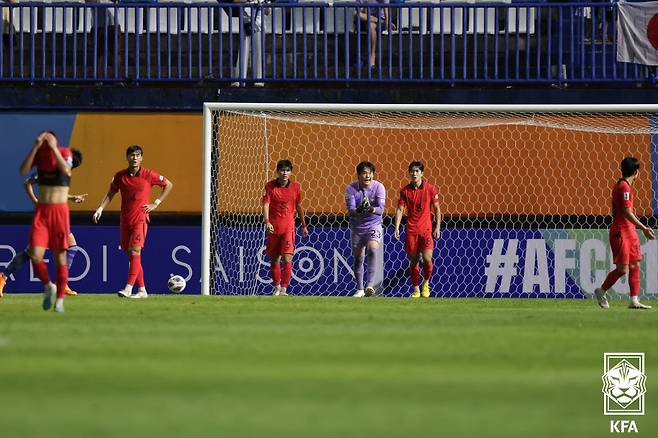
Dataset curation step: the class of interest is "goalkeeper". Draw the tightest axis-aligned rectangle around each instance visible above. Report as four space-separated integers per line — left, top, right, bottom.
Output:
345 161 386 297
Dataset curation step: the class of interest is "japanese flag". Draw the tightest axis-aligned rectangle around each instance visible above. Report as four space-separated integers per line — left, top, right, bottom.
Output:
617 1 658 65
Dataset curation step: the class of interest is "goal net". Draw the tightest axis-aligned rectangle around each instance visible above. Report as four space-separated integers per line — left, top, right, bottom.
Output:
202 104 658 300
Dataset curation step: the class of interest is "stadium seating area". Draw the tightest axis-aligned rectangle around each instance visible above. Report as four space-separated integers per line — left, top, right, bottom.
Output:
0 1 653 83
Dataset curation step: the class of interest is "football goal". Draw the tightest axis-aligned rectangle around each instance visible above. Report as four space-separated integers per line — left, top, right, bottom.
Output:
202 103 658 299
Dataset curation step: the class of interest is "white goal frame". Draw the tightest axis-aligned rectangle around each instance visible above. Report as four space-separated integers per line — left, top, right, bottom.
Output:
201 103 658 296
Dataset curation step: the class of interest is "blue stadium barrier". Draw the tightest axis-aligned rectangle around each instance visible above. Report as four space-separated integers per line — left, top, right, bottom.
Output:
0 1 654 84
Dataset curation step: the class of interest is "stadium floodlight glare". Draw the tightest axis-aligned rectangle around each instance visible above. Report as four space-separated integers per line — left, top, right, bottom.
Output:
202 103 658 298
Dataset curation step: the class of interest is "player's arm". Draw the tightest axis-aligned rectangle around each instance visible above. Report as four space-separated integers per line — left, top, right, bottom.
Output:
296 202 308 237
262 202 274 234
372 185 385 216
144 179 174 213
92 190 117 223
432 200 442 240
262 184 274 234
393 205 405 240
44 133 72 177
623 207 656 240
346 188 358 217
23 175 39 205
19 132 48 176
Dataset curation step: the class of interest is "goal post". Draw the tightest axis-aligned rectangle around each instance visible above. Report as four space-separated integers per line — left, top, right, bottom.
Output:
202 103 658 299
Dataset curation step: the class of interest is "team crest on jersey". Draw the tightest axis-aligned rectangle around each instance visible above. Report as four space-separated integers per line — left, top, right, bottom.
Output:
623 192 630 201
159 175 164 181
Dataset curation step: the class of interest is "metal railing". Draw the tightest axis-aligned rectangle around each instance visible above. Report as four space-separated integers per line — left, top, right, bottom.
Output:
0 1 654 84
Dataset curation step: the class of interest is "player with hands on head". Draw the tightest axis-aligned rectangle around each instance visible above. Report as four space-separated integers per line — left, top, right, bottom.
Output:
0 155 85 299
17 132 78 312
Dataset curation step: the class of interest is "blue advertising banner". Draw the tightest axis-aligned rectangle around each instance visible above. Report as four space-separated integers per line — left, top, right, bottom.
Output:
2 225 656 297
0 226 200 294
214 226 658 298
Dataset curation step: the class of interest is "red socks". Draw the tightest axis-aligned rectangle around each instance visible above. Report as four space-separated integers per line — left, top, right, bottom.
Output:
127 253 142 286
136 266 145 289
423 262 433 282
56 265 68 299
270 263 281 286
281 262 292 288
601 269 625 291
32 260 50 284
629 265 640 297
410 265 421 287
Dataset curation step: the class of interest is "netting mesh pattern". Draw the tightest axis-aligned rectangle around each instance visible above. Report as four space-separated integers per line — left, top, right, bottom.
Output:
208 109 658 299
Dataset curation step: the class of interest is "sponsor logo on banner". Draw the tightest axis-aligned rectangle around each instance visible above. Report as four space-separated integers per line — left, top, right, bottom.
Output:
1 226 657 296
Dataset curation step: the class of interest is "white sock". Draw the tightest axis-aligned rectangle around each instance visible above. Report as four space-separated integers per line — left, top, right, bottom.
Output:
55 298 64 306
138 287 147 293
124 284 133 292
631 296 640 305
413 286 420 292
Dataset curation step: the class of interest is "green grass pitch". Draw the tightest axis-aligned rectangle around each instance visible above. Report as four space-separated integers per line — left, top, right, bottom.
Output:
0 295 656 438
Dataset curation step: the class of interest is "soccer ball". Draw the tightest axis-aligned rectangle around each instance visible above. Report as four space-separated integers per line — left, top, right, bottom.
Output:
168 275 186 293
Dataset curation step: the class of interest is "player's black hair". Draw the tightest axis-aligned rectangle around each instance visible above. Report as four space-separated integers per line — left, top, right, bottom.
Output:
356 161 375 175
408 161 424 173
276 159 293 172
71 148 83 169
126 145 143 156
621 156 640 178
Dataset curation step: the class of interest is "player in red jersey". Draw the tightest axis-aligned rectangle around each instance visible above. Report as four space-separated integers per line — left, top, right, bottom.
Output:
92 145 173 298
262 159 308 296
393 161 442 298
0 166 85 299
18 132 78 312
594 157 655 309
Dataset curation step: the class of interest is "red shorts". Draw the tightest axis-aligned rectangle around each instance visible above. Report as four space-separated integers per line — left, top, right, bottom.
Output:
404 230 434 255
121 222 148 250
610 229 642 265
266 228 295 257
30 203 70 250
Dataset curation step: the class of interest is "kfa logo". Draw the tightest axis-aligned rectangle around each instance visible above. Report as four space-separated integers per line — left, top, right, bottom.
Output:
602 353 646 433
602 353 646 415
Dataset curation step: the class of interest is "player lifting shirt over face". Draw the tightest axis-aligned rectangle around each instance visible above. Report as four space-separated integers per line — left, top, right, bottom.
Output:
18 132 81 313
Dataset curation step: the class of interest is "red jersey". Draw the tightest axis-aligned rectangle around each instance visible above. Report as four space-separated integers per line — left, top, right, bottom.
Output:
611 179 636 233
262 179 302 234
398 181 440 234
34 145 72 172
33 145 73 187
109 167 168 225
